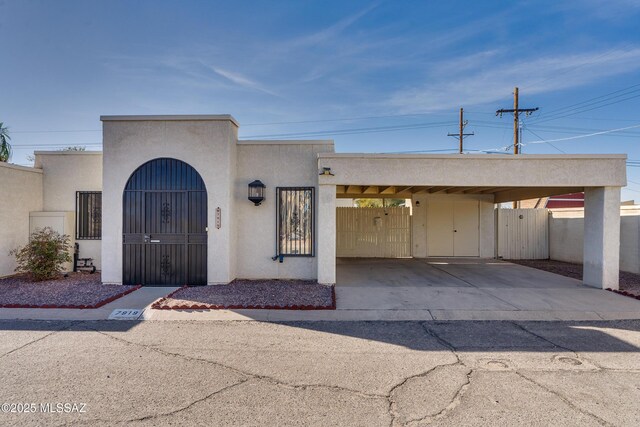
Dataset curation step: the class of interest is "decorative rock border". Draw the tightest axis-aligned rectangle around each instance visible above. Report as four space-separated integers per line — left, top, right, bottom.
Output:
0 285 142 309
606 288 640 301
151 284 337 310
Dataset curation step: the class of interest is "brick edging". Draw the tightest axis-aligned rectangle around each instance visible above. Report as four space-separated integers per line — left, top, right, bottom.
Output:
606 288 640 301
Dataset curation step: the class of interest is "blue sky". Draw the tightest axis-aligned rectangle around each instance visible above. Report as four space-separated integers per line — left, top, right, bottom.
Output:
2 0 640 198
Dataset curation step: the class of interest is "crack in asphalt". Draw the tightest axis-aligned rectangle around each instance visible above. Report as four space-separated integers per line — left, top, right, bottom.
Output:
0 320 80 360
510 321 611 371
406 369 473 427
127 378 250 423
88 326 387 400
387 362 458 426
514 371 613 426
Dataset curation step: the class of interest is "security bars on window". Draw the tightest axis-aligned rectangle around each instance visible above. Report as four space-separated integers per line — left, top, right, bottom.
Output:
76 191 102 240
276 187 314 256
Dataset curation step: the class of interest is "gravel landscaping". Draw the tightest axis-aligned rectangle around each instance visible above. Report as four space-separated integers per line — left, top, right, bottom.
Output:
0 273 140 308
152 279 336 310
508 259 640 296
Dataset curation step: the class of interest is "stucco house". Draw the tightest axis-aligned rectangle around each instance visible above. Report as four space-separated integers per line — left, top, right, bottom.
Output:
0 115 627 290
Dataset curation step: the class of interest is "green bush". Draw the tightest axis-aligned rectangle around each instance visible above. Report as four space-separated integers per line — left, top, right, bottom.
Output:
10 227 72 281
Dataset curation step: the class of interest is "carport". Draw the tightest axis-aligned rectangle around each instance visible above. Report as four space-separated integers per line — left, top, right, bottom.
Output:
316 153 627 290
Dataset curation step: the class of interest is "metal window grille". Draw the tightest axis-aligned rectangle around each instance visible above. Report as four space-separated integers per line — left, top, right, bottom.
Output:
76 191 102 240
277 187 314 256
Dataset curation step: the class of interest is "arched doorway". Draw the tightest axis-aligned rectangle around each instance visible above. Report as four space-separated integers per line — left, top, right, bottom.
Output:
122 158 207 286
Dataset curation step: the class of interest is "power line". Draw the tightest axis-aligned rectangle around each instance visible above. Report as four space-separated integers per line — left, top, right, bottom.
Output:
523 123 640 145
539 82 640 117
523 127 566 153
240 121 456 139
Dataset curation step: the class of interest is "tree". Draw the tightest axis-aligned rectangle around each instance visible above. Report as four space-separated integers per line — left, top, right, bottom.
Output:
0 122 11 162
354 198 406 208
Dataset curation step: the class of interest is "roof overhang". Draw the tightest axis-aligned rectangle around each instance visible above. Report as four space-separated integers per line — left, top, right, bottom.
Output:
100 114 239 127
319 153 627 203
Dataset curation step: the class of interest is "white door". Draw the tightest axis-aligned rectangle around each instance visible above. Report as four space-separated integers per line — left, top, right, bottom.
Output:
427 200 479 257
453 200 479 256
427 200 454 256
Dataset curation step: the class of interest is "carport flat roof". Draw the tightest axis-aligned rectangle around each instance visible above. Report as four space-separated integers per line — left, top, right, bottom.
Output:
336 185 585 202
319 153 626 202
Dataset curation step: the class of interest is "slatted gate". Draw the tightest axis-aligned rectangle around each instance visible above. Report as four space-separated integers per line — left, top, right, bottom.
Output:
497 208 549 260
336 207 411 258
123 158 207 286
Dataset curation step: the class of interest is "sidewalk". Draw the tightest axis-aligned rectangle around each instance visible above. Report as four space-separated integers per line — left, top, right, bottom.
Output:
1 285 639 321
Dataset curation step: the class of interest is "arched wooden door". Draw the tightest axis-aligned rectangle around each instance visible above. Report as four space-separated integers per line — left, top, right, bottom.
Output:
123 158 207 286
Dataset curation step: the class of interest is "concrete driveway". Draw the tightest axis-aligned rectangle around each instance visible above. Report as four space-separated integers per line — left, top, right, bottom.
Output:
1 319 639 426
335 258 640 321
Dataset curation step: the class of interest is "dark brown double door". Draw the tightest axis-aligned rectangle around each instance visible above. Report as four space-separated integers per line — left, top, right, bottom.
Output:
123 158 207 286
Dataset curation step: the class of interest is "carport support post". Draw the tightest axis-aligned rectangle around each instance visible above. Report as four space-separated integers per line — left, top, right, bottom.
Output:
317 184 336 284
583 187 621 289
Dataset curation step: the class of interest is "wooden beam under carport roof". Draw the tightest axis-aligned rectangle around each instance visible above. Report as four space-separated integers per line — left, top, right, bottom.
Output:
363 185 379 194
395 186 414 194
412 186 433 194
380 186 396 194
494 186 584 204
429 186 455 193
346 185 363 194
464 187 496 194
446 187 476 194
480 187 512 194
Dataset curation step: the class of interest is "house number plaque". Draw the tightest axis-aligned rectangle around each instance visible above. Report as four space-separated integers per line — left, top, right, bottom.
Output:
216 207 221 229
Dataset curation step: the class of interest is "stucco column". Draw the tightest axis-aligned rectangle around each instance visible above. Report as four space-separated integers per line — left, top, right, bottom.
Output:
583 187 621 289
317 184 336 284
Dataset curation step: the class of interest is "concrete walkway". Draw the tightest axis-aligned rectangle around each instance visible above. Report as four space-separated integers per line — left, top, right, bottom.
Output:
1 258 639 321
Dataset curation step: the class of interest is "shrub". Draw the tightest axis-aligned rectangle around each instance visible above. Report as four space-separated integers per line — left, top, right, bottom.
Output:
10 227 72 281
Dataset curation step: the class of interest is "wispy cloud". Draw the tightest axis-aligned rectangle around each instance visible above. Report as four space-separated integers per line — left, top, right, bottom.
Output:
289 1 381 48
209 66 279 97
387 47 640 112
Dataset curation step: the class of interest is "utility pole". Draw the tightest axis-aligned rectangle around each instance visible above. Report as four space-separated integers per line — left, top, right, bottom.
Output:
496 87 538 154
496 87 539 207
447 108 474 153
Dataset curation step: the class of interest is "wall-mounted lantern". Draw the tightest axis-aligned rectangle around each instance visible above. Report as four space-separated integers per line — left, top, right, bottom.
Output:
248 180 266 206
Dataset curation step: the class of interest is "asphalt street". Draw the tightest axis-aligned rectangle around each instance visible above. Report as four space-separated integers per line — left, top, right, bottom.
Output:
0 320 639 426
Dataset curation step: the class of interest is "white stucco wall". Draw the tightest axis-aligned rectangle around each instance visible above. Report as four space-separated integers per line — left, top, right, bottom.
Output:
234 141 334 279
411 193 495 259
35 151 103 268
0 163 43 277
101 116 238 284
550 206 640 274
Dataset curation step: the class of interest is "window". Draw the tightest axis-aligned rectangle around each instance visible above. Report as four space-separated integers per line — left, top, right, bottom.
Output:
277 187 314 256
76 191 102 240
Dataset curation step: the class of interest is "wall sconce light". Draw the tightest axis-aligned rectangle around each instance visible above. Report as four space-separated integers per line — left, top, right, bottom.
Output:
319 167 334 176
248 180 266 206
